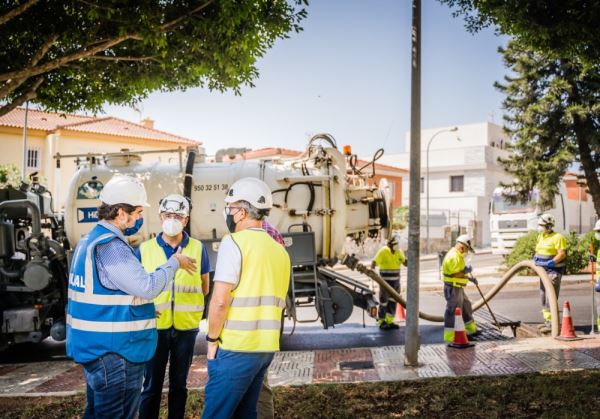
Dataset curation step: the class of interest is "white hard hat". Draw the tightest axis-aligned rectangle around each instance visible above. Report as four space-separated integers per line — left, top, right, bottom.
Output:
159 194 190 216
99 175 149 207
594 220 600 231
225 177 273 210
456 234 475 253
538 213 555 227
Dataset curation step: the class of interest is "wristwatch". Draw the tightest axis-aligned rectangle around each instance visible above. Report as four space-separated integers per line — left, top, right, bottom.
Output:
206 335 220 343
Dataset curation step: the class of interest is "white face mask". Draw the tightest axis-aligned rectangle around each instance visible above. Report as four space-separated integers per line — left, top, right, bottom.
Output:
595 232 600 240
162 218 183 237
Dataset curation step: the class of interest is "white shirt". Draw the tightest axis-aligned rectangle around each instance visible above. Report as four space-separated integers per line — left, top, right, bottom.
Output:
213 228 267 287
213 235 241 286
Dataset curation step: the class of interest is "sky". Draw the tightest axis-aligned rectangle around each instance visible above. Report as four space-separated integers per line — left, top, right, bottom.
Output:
103 1 509 158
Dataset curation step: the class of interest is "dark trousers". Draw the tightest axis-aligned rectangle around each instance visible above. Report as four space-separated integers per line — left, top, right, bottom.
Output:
443 284 475 329
202 349 274 419
378 278 400 322
139 328 198 419
83 353 145 419
540 269 562 323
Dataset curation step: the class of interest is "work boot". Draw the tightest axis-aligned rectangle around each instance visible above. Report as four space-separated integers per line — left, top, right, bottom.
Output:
378 321 390 330
469 330 482 337
386 323 400 330
467 334 478 342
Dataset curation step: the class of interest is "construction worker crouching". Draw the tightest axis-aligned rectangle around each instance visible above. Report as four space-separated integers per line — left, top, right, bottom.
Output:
139 194 211 419
532 213 566 333
371 235 406 330
442 234 479 343
202 177 291 419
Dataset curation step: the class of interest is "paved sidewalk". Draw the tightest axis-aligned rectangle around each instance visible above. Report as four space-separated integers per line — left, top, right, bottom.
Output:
2 335 600 397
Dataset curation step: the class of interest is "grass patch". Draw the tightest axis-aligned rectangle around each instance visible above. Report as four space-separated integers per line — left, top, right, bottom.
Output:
2 369 600 418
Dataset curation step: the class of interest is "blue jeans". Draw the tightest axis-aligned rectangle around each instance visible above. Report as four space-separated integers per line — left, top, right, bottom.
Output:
83 353 146 419
139 328 198 419
202 349 274 419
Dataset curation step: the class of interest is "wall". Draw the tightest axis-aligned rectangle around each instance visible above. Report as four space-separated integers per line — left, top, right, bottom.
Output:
51 132 191 209
0 128 49 182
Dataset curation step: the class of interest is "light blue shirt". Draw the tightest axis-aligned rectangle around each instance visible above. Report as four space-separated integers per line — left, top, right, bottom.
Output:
95 220 179 299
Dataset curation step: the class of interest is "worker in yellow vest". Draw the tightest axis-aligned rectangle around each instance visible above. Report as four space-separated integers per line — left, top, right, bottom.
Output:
203 177 291 419
139 194 210 419
371 235 407 330
442 234 480 343
533 213 566 333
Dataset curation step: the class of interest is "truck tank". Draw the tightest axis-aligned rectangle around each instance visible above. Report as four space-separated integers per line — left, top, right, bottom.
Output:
64 137 387 260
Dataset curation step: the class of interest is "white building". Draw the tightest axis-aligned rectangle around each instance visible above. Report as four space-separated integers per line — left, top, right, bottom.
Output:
377 122 512 248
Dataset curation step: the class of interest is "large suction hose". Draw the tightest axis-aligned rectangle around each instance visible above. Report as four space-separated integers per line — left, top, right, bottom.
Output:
342 256 560 337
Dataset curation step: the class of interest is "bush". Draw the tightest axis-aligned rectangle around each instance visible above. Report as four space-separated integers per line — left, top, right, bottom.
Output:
506 230 590 275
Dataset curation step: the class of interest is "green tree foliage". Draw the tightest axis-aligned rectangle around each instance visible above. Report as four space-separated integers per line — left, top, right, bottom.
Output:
506 230 589 275
495 41 600 216
0 164 20 188
439 0 600 63
0 0 308 117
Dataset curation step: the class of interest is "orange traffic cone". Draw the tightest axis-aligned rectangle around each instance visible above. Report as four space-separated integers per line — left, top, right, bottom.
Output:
395 303 406 321
556 301 583 341
448 307 475 349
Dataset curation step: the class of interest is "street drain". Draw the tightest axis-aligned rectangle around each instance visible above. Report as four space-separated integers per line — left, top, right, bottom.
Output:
338 360 375 370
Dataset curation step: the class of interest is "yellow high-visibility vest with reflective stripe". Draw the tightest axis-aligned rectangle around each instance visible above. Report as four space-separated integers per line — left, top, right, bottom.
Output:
441 247 468 287
219 229 291 352
140 237 204 330
373 246 406 279
535 231 567 268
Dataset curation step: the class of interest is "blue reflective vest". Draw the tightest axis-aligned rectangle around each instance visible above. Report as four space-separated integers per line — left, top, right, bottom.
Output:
66 224 157 363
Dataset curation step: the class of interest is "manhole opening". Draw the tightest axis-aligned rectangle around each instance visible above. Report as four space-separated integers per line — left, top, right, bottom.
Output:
338 360 375 370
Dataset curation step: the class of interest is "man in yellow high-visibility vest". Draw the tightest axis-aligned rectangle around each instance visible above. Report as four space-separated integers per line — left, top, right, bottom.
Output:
442 234 480 343
533 213 566 333
203 177 291 419
371 235 407 330
139 194 210 419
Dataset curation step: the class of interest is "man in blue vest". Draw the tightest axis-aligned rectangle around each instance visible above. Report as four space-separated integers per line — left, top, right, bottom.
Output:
66 175 197 418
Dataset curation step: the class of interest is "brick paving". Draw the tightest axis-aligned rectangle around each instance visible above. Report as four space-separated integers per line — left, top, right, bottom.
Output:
3 336 600 397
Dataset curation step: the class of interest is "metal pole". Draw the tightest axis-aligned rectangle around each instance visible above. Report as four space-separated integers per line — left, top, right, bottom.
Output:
578 184 582 234
426 141 430 255
405 0 421 367
21 101 29 183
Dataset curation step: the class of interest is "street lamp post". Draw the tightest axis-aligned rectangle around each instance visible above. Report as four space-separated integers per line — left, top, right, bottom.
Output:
577 175 586 234
425 127 459 254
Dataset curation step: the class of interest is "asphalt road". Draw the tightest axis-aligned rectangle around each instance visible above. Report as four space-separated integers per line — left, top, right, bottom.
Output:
3 252 596 362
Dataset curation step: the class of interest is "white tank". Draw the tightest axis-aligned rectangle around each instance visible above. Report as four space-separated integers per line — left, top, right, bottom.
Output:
64 140 386 259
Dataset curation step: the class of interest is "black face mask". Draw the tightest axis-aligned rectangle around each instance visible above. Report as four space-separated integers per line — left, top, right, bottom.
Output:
225 214 237 233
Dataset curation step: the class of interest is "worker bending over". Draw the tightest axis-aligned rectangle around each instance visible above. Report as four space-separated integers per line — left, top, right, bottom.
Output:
533 213 566 333
371 235 407 330
441 234 479 343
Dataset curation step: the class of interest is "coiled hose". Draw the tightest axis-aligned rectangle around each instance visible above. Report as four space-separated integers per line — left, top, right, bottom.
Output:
343 257 559 337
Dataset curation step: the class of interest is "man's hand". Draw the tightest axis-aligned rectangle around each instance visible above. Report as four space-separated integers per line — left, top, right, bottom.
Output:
464 265 473 274
173 247 197 275
590 254 597 263
545 259 555 269
155 310 163 319
468 276 478 285
207 341 218 360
